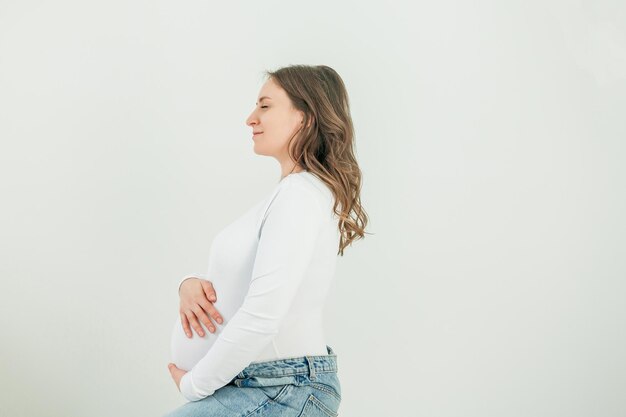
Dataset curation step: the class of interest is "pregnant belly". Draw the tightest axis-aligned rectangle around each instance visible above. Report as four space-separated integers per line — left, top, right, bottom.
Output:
169 278 249 371
170 318 219 371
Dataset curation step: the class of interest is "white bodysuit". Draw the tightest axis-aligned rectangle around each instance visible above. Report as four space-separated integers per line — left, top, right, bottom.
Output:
170 171 341 402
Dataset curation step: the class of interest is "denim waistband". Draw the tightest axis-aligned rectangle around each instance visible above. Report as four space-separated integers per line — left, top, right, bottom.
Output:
230 345 337 387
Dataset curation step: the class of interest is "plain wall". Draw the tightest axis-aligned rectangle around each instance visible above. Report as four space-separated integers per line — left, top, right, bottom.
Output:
0 1 625 416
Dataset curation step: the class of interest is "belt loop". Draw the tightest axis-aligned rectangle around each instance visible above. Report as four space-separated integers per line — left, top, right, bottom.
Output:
306 356 317 381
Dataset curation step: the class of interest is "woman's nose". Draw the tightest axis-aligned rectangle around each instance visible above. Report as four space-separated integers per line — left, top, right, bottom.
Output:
246 113 257 127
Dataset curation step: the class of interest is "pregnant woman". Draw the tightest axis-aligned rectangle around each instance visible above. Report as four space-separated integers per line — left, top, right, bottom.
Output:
164 64 369 417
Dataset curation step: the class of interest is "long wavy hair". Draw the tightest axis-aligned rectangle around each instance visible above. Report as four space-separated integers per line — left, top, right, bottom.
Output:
262 64 370 256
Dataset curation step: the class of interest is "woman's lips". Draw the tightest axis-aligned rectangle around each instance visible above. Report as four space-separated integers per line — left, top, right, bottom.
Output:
252 132 263 138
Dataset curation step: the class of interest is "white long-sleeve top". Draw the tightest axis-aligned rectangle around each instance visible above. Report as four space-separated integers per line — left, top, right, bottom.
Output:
170 171 340 402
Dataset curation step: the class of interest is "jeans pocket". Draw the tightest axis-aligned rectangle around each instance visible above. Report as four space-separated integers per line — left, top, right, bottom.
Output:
257 383 293 403
308 373 341 402
297 394 339 417
309 381 341 402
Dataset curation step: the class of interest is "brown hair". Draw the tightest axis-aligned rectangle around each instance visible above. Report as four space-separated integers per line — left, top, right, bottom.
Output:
263 64 370 256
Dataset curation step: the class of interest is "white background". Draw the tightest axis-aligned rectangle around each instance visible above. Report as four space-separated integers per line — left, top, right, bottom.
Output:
1 1 625 416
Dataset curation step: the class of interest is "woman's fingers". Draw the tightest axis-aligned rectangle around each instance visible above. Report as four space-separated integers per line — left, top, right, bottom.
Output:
180 311 194 338
192 303 216 333
197 298 224 327
201 280 218 302
199 280 223 324
183 308 207 337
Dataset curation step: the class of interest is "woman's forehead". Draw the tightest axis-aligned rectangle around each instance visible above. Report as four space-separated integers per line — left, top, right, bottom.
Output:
257 79 285 100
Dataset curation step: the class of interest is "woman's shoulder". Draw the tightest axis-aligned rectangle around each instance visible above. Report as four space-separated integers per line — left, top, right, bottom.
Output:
281 172 335 209
282 171 332 198
275 172 337 221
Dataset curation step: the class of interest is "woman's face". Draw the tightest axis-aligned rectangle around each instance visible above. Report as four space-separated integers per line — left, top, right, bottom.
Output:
246 78 304 159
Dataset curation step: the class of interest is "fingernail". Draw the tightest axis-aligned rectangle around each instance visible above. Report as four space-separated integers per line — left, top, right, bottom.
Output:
210 296 216 302
216 318 222 324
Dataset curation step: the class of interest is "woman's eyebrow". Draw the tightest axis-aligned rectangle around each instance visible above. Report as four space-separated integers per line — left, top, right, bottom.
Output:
256 96 273 104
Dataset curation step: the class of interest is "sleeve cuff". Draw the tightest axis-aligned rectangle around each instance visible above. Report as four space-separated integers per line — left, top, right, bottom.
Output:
177 273 208 294
180 369 214 402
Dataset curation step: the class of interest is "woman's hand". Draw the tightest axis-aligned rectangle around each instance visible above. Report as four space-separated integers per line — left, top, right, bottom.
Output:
167 363 187 391
179 278 224 338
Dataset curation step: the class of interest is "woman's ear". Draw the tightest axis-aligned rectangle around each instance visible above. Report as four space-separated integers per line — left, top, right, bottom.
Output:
299 110 313 129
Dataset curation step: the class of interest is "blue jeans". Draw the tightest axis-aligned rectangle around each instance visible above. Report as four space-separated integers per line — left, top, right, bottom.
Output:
164 345 341 417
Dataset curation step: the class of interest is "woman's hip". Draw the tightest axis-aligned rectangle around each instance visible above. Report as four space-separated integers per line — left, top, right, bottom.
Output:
163 345 341 417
